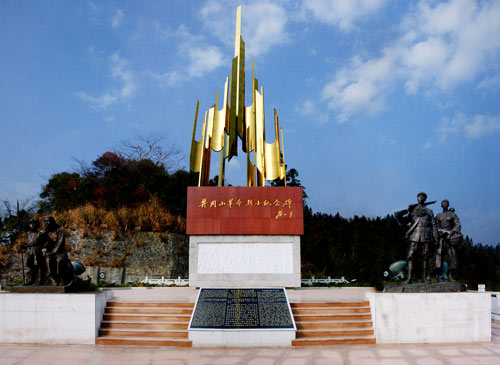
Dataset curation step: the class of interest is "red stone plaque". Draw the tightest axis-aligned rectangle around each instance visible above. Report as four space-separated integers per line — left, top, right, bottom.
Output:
187 186 304 235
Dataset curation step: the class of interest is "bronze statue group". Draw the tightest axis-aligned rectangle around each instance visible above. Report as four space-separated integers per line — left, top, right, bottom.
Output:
22 216 74 286
395 192 462 283
21 193 460 286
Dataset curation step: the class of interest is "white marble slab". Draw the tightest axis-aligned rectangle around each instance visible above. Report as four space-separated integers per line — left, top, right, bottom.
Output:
189 235 301 287
0 291 114 344
367 292 491 343
189 329 296 347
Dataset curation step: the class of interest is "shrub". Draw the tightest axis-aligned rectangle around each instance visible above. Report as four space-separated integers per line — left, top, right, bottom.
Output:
45 199 184 235
108 255 127 268
81 255 102 267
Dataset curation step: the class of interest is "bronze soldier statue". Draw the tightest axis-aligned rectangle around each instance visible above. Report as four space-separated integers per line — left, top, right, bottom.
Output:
435 199 462 281
21 218 47 285
394 192 438 283
40 216 74 286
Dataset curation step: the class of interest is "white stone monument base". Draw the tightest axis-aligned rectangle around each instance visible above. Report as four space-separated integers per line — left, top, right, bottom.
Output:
0 291 113 344
189 235 301 287
189 329 295 347
367 292 491 344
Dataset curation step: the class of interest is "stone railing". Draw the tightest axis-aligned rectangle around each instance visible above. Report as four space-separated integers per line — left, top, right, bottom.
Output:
300 276 354 286
138 276 356 287
140 276 189 286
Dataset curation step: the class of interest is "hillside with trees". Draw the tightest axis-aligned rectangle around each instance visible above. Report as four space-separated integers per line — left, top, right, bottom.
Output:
1 137 499 290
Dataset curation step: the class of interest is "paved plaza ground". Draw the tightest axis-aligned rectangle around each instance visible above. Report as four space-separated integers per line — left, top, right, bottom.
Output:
1 326 499 365
2 287 499 364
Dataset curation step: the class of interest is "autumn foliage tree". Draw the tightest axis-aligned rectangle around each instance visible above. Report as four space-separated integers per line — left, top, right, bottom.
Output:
40 150 197 216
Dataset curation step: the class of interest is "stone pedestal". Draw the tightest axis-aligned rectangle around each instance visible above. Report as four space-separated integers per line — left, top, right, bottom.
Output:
383 282 466 293
10 286 70 294
187 186 303 288
0 290 114 344
367 292 491 344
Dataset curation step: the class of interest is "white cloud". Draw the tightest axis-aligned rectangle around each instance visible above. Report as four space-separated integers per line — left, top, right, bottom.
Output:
199 0 233 43
227 158 241 173
402 37 450 93
187 46 225 77
321 0 500 123
148 1 287 87
478 74 500 89
153 21 171 41
402 0 500 89
146 70 183 87
111 9 123 28
79 92 117 109
438 112 500 140
464 114 500 139
148 23 225 86
301 0 387 31
298 100 316 115
323 50 397 123
437 113 465 141
110 52 135 98
244 2 289 56
296 100 330 124
200 0 289 57
79 52 137 109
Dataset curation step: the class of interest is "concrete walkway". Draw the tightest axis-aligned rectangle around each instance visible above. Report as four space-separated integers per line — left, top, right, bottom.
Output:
2 324 500 365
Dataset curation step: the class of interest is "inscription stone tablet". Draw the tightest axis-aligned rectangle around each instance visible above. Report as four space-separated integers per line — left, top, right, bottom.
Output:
190 288 294 329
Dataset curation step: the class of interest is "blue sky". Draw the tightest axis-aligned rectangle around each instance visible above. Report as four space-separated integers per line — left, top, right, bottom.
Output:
1 0 500 245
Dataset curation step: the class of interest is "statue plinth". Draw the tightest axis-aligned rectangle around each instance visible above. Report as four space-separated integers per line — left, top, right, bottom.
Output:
10 285 71 294
383 282 466 293
187 186 303 288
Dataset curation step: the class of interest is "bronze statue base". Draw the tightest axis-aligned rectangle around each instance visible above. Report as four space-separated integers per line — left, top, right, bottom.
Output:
10 286 70 294
383 282 466 293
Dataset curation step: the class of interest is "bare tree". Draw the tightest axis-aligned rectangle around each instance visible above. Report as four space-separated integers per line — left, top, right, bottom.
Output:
71 157 93 177
116 135 184 173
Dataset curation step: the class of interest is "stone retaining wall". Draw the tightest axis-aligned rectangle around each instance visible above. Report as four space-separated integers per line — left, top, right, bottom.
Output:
0 230 188 287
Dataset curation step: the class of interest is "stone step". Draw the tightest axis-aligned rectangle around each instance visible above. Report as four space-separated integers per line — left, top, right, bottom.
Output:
105 307 193 315
292 307 370 314
98 301 193 348
294 314 372 321
292 336 376 346
291 301 376 347
291 301 370 308
100 321 188 330
103 314 191 322
96 336 192 347
296 328 374 338
107 302 194 308
296 320 373 329
99 329 188 338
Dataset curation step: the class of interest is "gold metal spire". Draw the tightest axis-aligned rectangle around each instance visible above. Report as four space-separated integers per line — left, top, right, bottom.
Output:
190 5 286 187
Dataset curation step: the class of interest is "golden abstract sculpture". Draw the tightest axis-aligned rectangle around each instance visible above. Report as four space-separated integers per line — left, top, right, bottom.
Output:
190 6 286 187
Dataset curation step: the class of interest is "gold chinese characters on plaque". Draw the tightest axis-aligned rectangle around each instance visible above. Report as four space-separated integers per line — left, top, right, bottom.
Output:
198 197 294 220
